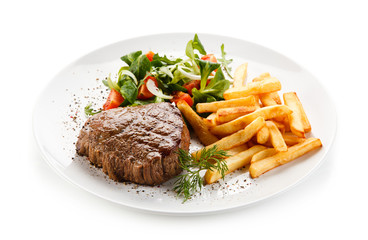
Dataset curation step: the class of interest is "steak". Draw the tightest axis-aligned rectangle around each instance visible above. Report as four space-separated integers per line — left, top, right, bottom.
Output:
76 102 190 185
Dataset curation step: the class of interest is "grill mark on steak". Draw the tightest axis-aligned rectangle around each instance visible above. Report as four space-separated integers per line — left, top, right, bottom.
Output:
76 102 190 185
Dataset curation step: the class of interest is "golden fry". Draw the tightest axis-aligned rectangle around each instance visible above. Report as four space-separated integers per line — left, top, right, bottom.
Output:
216 105 257 124
204 145 266 184
252 72 271 82
282 132 306 146
192 117 265 160
232 63 248 88
251 148 278 164
176 101 219 146
266 121 287 152
249 138 322 178
226 144 249 156
210 105 292 137
196 96 256 113
283 92 306 137
224 77 281 100
256 125 269 144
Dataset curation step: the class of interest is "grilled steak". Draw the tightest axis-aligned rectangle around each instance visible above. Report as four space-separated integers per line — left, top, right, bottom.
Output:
76 102 190 185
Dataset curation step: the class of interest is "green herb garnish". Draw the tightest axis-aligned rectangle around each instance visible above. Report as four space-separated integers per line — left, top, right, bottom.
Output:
173 145 229 203
84 103 101 116
218 44 233 79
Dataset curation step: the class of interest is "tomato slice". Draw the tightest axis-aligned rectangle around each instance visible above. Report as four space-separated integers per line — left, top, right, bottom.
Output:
183 80 201 96
146 51 155 62
170 91 193 107
137 76 158 100
201 54 217 63
103 89 125 110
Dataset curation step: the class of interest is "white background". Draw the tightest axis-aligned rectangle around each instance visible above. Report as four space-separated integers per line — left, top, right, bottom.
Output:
1 0 367 239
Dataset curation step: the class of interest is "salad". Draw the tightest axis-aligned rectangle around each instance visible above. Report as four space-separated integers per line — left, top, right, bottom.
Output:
85 34 233 115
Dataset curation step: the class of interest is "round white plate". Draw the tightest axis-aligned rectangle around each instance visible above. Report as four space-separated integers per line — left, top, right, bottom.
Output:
33 33 336 215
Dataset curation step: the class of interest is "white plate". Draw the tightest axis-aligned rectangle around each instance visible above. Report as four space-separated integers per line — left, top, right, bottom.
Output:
33 33 336 215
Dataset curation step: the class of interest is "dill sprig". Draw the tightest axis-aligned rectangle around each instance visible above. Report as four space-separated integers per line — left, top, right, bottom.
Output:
173 145 229 203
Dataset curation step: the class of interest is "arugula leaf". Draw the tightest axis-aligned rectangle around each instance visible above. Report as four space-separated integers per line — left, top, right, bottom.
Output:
196 59 221 90
192 34 207 55
120 51 142 66
105 74 120 92
130 54 151 80
84 104 101 116
153 53 182 65
129 95 164 106
192 67 230 105
119 79 138 104
185 40 195 60
168 83 188 92
218 44 233 79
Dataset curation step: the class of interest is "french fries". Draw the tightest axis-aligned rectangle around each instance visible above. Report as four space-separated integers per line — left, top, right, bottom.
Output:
210 105 292 136
282 132 306 146
180 61 320 184
232 63 248 88
224 77 281 100
283 92 309 137
252 73 282 110
226 144 249 156
196 95 256 113
251 148 277 164
176 101 219 146
256 125 269 144
252 72 271 82
204 145 266 184
249 138 322 178
192 117 265 160
266 121 287 152
216 105 257 124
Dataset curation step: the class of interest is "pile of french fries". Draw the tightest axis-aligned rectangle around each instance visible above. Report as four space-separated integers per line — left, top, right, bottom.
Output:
176 63 322 184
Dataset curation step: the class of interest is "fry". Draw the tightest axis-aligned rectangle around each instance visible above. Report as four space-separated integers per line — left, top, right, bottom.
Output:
207 112 217 120
284 92 311 133
282 132 306 146
226 144 248 156
196 95 256 113
252 74 282 107
192 117 265 160
251 148 278 164
252 72 271 82
176 101 219 146
216 105 257 124
249 138 322 178
204 145 266 184
210 105 292 136
272 120 286 134
232 63 248 88
256 125 269 144
283 92 306 137
266 121 287 152
224 77 281 100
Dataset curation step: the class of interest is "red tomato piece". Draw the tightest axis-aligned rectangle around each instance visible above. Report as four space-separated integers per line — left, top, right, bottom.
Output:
103 89 125 110
137 76 158 100
183 80 201 96
146 51 155 62
170 91 193 107
201 54 217 63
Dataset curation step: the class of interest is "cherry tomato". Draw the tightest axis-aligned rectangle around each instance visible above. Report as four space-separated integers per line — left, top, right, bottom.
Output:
183 80 200 96
137 76 158 100
103 89 125 110
146 51 155 62
170 91 193 107
201 54 217 63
